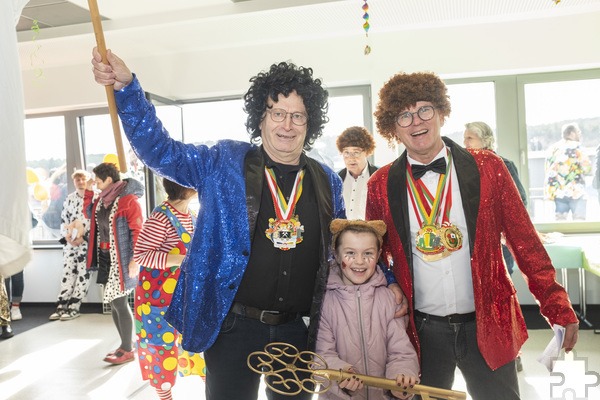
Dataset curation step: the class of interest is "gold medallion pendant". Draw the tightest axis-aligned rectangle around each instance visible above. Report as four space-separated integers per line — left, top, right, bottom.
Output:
265 217 304 251
416 224 445 260
440 224 463 252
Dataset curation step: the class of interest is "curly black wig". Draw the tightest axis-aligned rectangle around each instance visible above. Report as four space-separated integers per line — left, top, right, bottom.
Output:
374 72 451 146
244 62 329 151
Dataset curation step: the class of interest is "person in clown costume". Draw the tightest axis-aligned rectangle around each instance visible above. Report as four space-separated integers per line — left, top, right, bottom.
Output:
134 178 205 400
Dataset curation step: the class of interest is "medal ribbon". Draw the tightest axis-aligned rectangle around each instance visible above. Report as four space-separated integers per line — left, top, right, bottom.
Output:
264 167 305 220
406 152 453 227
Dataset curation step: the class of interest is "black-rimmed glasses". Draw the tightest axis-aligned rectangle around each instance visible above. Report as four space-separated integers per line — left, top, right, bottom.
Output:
396 105 435 128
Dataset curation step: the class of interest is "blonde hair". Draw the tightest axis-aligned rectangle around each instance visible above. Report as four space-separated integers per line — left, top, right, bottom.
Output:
464 121 495 151
71 169 90 180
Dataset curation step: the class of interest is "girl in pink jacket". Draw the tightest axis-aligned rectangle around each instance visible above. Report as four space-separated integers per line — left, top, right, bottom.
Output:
316 219 419 400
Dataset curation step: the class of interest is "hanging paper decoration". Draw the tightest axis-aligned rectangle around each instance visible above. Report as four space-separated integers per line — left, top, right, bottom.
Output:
30 20 44 78
362 0 371 55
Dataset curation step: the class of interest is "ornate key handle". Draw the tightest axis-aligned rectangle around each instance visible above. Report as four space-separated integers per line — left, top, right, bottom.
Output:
247 342 466 400
247 342 331 395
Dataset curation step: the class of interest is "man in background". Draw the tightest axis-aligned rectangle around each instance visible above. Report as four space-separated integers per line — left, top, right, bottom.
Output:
336 126 378 220
49 169 92 321
545 122 591 220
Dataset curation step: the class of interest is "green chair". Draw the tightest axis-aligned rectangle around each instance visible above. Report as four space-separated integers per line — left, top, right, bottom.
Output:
544 244 591 327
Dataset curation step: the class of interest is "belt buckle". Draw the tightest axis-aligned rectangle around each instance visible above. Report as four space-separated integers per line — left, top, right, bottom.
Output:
259 310 279 324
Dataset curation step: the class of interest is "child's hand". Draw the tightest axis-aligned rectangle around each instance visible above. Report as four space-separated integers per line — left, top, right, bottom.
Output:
391 374 419 399
338 367 364 394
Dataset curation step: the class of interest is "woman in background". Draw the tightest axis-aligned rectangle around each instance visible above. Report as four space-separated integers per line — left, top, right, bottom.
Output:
134 178 205 400
85 162 144 365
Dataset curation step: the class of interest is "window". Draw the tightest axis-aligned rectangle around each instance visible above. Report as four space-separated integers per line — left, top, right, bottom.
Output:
443 82 497 144
24 116 67 242
80 114 148 217
313 87 371 172
523 78 600 224
446 70 600 233
182 99 247 145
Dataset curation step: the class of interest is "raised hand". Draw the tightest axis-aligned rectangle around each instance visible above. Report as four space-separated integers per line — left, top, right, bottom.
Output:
91 47 133 90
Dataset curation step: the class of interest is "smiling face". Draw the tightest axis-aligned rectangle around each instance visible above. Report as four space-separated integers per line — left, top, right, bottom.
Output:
393 101 446 164
259 91 307 165
73 175 88 192
335 230 381 286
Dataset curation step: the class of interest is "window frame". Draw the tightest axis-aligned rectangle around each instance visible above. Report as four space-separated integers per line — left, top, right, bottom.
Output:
446 68 600 234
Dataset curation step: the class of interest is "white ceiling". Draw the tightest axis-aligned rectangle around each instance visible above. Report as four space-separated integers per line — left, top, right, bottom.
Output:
17 0 600 69
12 0 600 93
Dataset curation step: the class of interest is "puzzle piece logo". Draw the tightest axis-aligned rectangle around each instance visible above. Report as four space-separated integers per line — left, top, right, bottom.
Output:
550 350 600 399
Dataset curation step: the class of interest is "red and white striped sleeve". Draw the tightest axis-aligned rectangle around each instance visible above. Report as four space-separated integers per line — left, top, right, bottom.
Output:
133 211 176 269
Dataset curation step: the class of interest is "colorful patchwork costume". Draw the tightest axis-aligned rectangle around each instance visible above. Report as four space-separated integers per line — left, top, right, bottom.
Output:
134 202 205 391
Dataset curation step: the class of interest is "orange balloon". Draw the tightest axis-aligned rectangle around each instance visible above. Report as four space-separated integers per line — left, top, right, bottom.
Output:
103 153 120 170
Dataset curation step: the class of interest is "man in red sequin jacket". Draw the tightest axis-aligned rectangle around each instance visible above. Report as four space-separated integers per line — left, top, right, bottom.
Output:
366 71 578 400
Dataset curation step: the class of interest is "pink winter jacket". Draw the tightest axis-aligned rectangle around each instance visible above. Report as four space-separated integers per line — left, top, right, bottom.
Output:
315 266 419 400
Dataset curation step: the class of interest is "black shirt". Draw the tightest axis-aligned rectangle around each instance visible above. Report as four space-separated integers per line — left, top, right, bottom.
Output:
234 151 321 314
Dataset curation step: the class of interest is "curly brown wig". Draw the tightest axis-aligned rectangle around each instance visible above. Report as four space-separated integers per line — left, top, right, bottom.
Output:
335 126 376 155
374 72 451 146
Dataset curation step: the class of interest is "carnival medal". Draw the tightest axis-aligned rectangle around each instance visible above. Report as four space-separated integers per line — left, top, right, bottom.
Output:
408 151 462 261
264 167 305 251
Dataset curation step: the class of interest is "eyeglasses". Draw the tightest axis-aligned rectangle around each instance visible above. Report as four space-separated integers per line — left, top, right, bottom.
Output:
266 108 308 126
396 105 435 128
342 150 364 159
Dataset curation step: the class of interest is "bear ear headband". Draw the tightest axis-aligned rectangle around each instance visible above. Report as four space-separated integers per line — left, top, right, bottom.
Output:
330 219 387 247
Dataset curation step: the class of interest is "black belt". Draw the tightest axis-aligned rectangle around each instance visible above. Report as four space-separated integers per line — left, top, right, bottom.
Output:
414 310 476 324
230 302 299 326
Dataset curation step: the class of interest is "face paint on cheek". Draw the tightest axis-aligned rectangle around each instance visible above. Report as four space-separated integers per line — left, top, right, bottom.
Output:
341 260 349 270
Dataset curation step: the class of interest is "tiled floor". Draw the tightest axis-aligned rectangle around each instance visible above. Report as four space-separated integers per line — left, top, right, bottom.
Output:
1 313 599 400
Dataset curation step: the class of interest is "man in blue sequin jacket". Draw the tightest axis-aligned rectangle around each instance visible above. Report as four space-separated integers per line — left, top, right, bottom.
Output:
92 48 345 399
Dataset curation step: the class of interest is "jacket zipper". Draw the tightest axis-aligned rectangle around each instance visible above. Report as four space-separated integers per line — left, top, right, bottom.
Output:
357 289 370 399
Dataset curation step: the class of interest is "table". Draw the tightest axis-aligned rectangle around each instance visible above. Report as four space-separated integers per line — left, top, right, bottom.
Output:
542 234 600 333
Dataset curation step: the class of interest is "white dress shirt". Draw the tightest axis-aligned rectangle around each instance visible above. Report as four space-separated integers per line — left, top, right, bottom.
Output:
342 166 371 220
407 147 475 316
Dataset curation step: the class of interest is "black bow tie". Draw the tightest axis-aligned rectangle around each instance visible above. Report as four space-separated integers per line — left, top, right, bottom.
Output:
410 158 447 180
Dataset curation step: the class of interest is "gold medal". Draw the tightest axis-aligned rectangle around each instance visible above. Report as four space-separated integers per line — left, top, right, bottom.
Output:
265 217 304 251
415 224 445 256
440 224 463 252
264 168 305 251
423 249 451 262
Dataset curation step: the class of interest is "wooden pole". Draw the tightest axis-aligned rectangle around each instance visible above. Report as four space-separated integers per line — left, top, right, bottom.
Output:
87 0 127 173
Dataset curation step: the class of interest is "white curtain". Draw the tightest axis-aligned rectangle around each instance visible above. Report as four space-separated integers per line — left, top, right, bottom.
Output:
0 0 33 277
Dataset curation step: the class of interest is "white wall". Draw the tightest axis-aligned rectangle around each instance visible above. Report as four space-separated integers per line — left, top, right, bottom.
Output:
22 248 103 303
20 12 600 113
